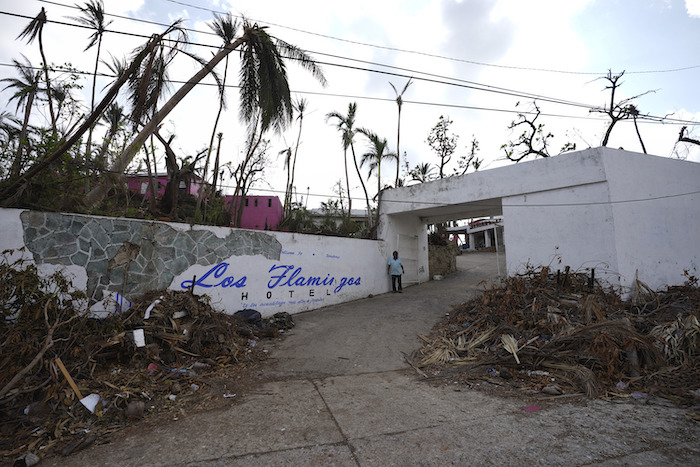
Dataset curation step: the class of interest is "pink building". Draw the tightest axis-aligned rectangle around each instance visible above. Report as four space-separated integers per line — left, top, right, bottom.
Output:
224 195 284 231
126 175 283 230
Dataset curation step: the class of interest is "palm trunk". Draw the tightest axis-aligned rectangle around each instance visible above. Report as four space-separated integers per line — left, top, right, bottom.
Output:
395 105 401 187
196 55 229 217
343 148 352 228
350 142 372 228
85 37 246 208
289 114 303 215
11 84 37 178
212 133 222 196
38 35 57 137
84 36 103 165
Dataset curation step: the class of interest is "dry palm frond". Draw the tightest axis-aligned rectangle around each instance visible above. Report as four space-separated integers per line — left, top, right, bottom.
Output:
650 314 700 363
456 326 495 353
418 337 459 367
632 269 656 306
543 361 601 398
501 335 521 364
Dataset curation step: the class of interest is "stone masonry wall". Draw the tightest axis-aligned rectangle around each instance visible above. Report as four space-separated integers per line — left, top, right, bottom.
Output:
20 211 281 306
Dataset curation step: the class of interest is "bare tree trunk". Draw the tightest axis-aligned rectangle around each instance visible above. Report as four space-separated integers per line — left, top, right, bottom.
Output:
633 116 646 154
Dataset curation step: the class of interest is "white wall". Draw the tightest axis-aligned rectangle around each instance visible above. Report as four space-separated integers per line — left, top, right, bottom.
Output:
0 208 390 318
503 181 621 284
379 147 700 294
171 231 388 317
602 152 700 290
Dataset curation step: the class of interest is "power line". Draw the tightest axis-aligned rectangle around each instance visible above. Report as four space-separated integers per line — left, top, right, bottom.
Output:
160 0 700 77
3 7 698 127
2 60 691 127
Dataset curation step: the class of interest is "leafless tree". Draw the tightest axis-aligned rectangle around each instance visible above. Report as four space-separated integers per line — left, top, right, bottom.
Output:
591 70 654 149
501 101 573 162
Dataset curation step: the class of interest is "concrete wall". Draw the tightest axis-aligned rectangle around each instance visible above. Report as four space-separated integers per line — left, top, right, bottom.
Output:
0 209 389 317
379 147 700 293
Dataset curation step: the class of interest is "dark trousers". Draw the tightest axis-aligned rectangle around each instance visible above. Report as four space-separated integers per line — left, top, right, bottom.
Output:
391 274 402 291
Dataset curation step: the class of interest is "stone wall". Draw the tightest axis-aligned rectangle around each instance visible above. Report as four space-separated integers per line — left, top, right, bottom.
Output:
428 244 458 278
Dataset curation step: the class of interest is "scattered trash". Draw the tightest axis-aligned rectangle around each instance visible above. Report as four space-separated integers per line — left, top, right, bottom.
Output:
168 394 177 401
190 384 200 392
79 393 103 414
223 393 237 398
541 384 563 396
133 328 146 347
631 392 648 400
616 381 628 391
13 452 40 467
143 296 163 320
433 275 444 281
125 401 145 419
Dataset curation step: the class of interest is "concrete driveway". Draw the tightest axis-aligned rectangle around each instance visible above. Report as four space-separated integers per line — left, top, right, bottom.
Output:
49 252 700 466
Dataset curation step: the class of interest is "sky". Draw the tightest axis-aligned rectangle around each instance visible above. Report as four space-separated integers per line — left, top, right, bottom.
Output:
1 0 699 210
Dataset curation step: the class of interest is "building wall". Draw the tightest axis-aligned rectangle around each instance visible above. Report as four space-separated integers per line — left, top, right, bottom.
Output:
503 180 621 283
380 148 700 294
0 208 388 317
126 175 203 199
224 195 284 230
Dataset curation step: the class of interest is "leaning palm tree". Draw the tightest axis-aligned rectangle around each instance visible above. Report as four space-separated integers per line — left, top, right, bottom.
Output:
195 12 239 218
326 102 372 228
17 7 57 136
1 55 41 178
85 19 326 208
389 78 412 187
0 29 175 202
69 0 112 162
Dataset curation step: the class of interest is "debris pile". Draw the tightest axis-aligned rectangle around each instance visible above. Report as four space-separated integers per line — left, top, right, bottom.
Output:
414 266 700 404
0 256 293 461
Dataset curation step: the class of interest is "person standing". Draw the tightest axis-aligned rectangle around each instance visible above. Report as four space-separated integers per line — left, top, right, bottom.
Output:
387 250 405 293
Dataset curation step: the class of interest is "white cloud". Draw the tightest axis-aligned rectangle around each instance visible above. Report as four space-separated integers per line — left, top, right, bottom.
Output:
686 0 700 16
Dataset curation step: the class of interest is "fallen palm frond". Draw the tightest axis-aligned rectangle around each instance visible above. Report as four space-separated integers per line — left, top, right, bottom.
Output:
650 314 700 364
413 265 699 402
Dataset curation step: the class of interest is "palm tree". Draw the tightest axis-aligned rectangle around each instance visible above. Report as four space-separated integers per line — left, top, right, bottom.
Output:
279 145 292 214
17 7 57 136
389 78 412 187
94 102 126 169
196 13 239 218
1 56 41 178
326 103 372 228
70 0 112 162
358 129 396 211
85 19 326 208
410 162 435 183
